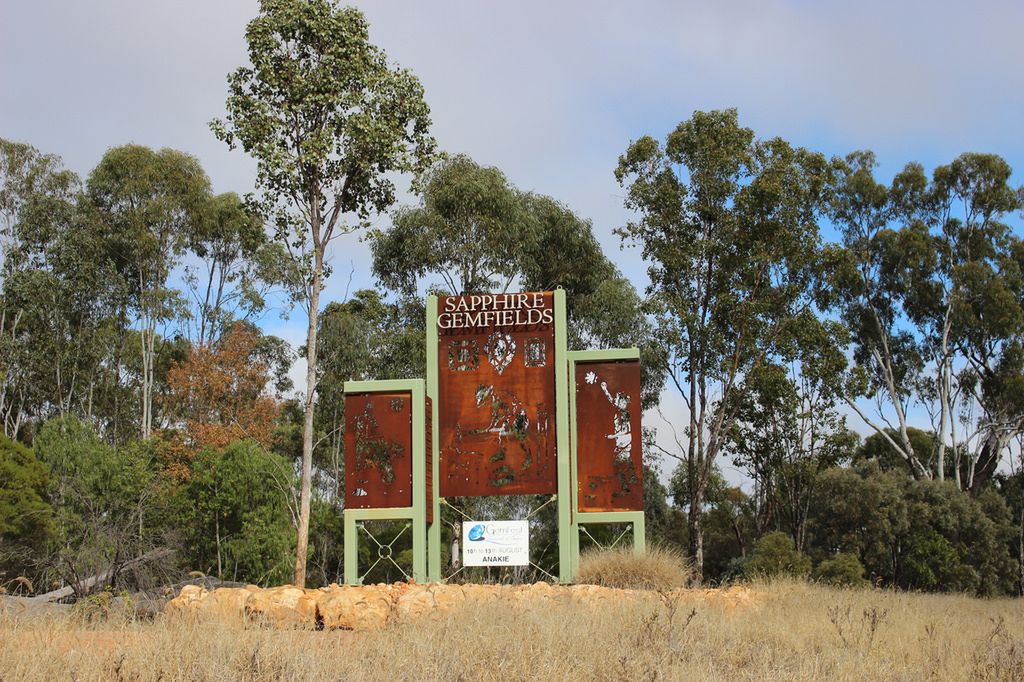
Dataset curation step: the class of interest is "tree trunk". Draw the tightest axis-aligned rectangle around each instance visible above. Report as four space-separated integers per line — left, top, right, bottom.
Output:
969 431 1005 498
449 519 462 577
1017 500 1023 597
687 469 705 585
687 502 704 585
293 261 322 587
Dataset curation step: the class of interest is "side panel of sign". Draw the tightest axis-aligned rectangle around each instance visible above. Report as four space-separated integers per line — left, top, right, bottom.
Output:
425 396 433 523
344 392 413 509
462 520 530 566
574 359 644 512
437 292 557 497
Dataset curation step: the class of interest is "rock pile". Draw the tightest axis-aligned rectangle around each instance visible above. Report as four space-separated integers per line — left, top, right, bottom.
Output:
164 581 761 631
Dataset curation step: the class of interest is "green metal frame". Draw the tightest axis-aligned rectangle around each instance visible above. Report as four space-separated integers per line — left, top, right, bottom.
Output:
426 296 442 583
343 378 429 585
566 348 646 580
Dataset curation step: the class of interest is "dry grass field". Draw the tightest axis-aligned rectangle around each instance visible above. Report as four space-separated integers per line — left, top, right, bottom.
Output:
1 579 1022 681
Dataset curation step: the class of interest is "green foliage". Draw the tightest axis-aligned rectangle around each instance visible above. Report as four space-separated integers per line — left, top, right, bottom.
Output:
806 464 1017 595
0 434 52 582
212 0 436 586
33 416 165 593
616 108 831 581
87 144 213 438
855 428 939 475
212 0 435 272
372 154 529 295
307 498 344 587
743 531 812 579
822 150 1024 489
185 192 290 347
178 441 295 585
370 152 659 402
814 553 867 587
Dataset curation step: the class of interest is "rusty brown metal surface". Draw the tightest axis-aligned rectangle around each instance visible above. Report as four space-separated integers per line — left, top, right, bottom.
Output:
425 396 433 523
575 359 644 512
438 292 557 497
344 392 413 509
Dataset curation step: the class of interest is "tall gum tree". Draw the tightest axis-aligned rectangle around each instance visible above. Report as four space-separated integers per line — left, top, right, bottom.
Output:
212 0 434 586
824 152 1023 490
86 145 210 439
615 109 829 583
822 152 931 480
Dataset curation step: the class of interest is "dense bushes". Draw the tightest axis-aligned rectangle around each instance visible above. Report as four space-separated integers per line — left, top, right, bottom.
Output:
813 553 867 587
741 532 811 579
652 458 1023 595
2 418 298 594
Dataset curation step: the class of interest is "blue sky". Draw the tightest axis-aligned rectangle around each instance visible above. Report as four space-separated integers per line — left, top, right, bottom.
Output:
3 0 1023 483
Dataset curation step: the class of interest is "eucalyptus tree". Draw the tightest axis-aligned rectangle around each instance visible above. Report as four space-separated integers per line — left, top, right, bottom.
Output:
184 192 286 348
212 0 435 585
371 156 655 377
722 351 857 552
821 151 933 479
825 151 1023 490
918 154 1022 493
1 141 82 436
0 140 135 440
1 139 76 258
87 145 211 439
371 154 531 296
615 109 830 582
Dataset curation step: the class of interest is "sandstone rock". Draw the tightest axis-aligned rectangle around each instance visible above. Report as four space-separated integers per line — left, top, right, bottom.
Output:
394 585 436 620
199 586 259 622
164 584 207 617
431 584 466 612
162 580 762 631
315 585 391 631
244 585 318 629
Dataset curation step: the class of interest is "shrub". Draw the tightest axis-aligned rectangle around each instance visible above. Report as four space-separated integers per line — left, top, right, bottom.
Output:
814 552 867 587
575 545 690 590
743 532 812 579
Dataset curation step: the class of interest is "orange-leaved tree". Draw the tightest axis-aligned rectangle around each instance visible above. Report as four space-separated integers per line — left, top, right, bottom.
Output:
163 324 281 463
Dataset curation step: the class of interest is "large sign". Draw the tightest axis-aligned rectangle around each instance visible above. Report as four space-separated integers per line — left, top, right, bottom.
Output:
462 520 530 566
574 359 644 512
437 292 557 497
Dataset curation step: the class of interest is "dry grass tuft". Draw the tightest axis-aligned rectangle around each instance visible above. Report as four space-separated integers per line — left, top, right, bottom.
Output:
575 545 690 590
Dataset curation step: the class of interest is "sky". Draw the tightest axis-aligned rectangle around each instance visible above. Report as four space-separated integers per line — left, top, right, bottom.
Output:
3 0 1024 485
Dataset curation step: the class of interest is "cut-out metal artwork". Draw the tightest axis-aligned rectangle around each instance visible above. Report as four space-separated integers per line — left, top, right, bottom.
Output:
437 292 557 497
525 337 547 367
485 331 516 374
574 360 643 512
344 392 413 509
448 339 480 371
425 396 433 523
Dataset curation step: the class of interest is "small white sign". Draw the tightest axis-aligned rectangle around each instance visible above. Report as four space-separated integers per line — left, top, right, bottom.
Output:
462 520 530 566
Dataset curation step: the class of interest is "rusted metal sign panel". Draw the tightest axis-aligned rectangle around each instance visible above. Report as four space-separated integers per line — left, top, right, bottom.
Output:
438 292 557 497
425 396 433 523
575 359 643 512
344 392 413 509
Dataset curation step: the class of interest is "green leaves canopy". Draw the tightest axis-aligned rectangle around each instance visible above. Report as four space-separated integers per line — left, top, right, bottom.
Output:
211 0 435 266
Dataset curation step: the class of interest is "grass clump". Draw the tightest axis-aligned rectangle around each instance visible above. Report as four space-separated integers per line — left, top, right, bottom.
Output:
575 545 690 590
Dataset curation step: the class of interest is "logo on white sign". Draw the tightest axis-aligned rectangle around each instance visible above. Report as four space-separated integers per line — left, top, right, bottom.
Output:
462 520 530 566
